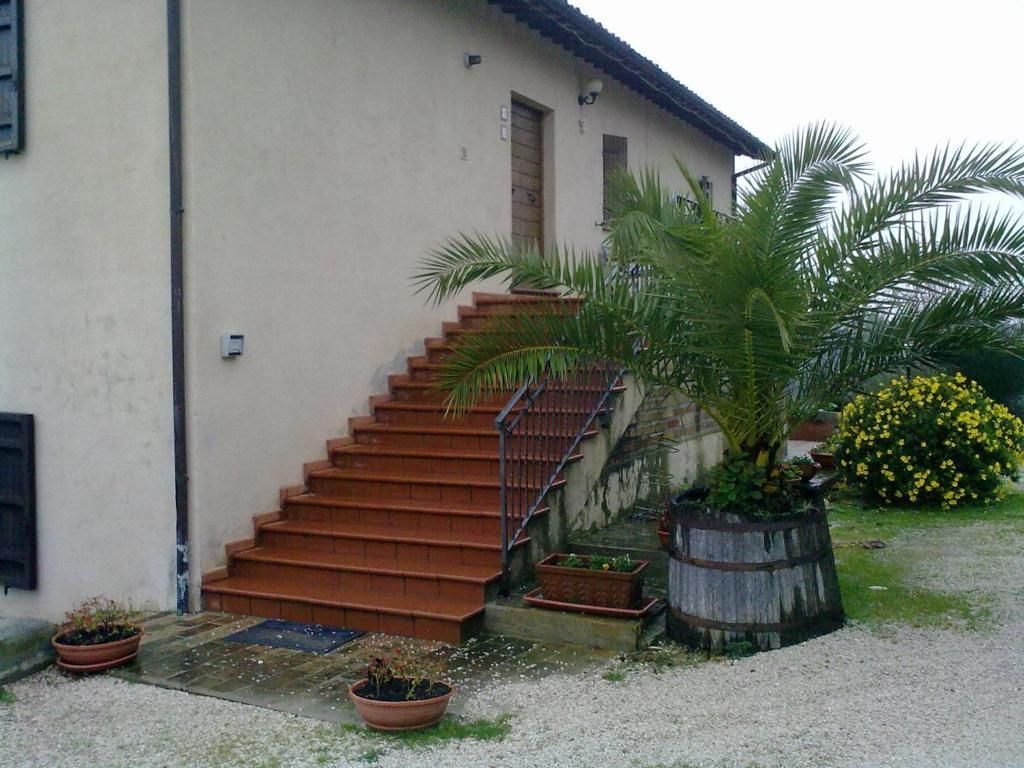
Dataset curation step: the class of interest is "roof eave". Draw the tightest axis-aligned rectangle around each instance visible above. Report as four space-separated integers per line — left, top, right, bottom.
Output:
488 0 771 159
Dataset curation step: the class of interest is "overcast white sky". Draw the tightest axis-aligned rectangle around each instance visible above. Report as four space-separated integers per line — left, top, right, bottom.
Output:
572 0 1023 186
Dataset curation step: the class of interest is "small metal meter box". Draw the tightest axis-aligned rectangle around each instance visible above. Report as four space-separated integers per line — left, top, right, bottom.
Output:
220 334 244 358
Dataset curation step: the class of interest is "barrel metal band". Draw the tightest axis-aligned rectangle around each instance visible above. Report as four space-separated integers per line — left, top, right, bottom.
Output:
671 509 826 533
671 550 824 572
669 606 845 634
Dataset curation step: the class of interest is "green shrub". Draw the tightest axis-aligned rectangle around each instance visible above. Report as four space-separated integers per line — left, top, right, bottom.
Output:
836 373 1024 508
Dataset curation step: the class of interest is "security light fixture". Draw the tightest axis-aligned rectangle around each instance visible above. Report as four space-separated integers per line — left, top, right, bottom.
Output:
578 78 603 105
464 53 482 67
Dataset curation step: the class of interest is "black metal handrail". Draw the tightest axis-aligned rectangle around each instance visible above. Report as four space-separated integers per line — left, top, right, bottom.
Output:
493 263 647 593
494 362 625 593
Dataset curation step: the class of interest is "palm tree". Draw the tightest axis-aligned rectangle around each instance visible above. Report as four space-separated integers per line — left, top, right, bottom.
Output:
413 123 1024 474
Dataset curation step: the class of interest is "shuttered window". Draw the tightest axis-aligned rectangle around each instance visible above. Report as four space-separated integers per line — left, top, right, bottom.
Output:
0 413 36 590
0 0 23 155
602 135 627 223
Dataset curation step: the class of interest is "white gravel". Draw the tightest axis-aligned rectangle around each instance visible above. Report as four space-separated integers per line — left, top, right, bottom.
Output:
3 522 1022 768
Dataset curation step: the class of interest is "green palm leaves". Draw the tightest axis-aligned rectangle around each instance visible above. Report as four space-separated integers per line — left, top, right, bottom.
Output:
413 123 1024 466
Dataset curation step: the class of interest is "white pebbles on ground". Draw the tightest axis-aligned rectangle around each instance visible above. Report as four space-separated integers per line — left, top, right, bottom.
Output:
2 522 1022 768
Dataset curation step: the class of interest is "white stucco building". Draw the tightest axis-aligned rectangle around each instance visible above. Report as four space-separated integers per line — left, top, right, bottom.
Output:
0 0 765 634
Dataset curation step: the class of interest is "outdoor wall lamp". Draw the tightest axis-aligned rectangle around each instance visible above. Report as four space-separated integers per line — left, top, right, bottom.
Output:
578 78 604 105
464 53 482 67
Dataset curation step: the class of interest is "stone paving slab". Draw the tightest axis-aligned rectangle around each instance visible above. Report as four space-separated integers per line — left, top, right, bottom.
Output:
111 612 609 723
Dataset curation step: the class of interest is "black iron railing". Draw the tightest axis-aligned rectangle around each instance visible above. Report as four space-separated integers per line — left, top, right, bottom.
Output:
494 364 624 592
493 263 647 593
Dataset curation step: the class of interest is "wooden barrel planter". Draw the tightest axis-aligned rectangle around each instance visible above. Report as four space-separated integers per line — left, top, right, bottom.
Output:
665 493 844 652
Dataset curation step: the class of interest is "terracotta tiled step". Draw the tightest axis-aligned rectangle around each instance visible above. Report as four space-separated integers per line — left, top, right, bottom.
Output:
201 577 481 643
388 375 626 403
283 493 545 537
472 292 583 312
330 444 583 477
256 519 518 568
453 310 576 331
229 547 501 603
306 467 565 506
372 400 608 429
351 423 599 451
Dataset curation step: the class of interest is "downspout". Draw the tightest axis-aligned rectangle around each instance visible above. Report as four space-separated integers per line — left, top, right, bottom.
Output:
167 0 190 614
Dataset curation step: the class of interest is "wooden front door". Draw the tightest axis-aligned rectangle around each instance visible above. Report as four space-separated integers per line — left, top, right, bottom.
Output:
510 100 543 250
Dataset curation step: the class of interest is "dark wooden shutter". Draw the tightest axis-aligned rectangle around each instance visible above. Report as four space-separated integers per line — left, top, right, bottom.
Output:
0 0 23 155
602 135 627 223
0 413 36 590
511 100 544 249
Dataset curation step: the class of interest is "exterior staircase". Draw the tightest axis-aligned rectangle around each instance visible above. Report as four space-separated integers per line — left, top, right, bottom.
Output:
202 292 624 643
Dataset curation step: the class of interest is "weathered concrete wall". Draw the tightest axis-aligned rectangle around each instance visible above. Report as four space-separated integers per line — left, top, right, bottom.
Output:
179 0 738 594
578 386 724 531
0 1 175 620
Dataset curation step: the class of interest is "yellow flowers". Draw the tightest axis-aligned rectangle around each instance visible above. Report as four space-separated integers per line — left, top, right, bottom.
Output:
835 373 1024 509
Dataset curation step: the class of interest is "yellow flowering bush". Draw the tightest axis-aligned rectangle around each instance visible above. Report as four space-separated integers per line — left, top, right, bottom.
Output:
836 373 1024 508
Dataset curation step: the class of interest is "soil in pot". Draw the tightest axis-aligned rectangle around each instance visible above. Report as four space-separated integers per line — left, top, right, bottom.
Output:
351 679 452 702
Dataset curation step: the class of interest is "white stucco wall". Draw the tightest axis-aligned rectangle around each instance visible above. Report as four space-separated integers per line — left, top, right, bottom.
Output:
180 0 737 598
0 2 174 620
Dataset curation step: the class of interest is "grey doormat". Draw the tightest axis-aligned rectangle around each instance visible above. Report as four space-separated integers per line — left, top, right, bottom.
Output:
223 619 364 654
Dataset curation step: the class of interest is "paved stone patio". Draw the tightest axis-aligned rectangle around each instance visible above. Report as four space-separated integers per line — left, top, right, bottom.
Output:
112 611 611 723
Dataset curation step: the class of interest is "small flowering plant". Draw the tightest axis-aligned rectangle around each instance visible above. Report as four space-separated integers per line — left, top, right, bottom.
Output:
57 597 141 646
360 648 449 702
558 553 637 573
836 373 1024 508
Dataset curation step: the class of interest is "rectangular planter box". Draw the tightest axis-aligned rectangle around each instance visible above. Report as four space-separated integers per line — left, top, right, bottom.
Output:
535 554 648 610
790 410 839 442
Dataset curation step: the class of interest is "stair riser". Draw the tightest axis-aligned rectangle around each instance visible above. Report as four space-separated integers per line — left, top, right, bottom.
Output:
202 591 464 643
231 559 488 603
354 430 498 451
455 311 573 331
353 429 595 453
374 407 599 430
283 502 501 536
257 530 502 568
307 474 504 505
389 387 512 405
305 474 554 508
332 452 500 477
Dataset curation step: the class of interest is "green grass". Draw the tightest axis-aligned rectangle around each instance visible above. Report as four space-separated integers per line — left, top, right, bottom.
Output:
359 747 384 764
827 491 1023 628
0 686 13 704
342 714 512 751
829 491 1024 538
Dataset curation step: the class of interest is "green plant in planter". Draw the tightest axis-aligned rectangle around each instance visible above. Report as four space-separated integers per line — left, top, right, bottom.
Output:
414 123 1024 520
57 597 140 646
558 553 636 572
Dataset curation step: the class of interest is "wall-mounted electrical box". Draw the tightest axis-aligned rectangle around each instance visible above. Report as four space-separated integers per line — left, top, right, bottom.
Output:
220 334 244 358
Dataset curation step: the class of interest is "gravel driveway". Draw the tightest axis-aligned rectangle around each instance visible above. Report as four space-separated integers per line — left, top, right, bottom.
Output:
2 520 1022 768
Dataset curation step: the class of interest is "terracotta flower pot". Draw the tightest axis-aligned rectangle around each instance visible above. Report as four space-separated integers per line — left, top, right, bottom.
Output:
535 553 648 609
656 525 670 550
52 626 144 673
799 462 821 481
348 679 455 731
809 450 835 471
